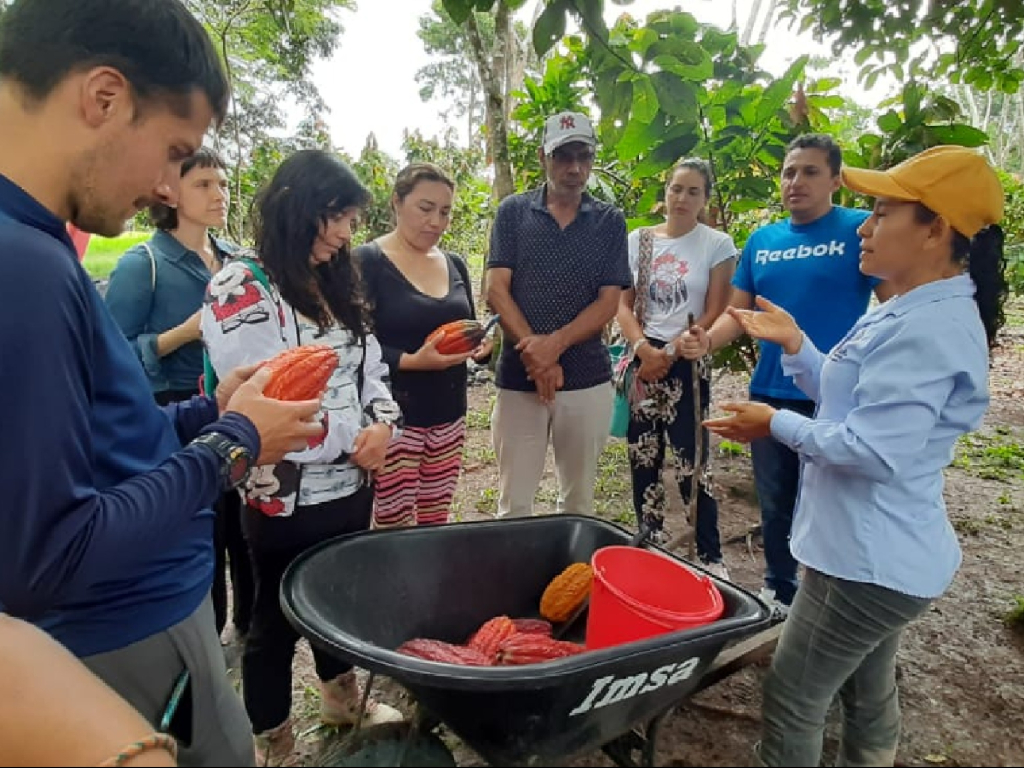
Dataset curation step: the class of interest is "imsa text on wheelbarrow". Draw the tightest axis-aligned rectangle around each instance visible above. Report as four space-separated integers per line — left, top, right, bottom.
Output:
569 655 702 716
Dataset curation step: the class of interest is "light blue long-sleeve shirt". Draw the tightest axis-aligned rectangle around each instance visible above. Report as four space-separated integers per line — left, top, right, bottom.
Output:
769 274 989 598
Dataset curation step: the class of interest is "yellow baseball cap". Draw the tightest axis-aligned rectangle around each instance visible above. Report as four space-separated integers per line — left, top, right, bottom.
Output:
841 145 1004 238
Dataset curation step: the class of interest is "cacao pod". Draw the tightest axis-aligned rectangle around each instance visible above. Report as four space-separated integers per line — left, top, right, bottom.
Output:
540 562 594 623
262 344 338 401
396 638 492 666
511 618 553 636
495 633 586 666
425 319 488 355
467 615 517 661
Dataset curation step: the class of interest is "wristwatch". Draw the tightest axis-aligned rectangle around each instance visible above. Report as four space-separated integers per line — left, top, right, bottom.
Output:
664 340 679 361
192 432 254 490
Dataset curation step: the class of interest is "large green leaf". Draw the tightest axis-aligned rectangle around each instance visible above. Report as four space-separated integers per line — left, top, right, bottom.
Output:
574 0 609 40
632 77 659 124
807 95 845 109
810 76 843 90
616 112 667 161
924 124 990 147
651 72 698 119
629 27 660 56
755 56 807 124
533 0 568 56
877 110 902 134
652 50 714 81
633 133 700 177
441 0 477 24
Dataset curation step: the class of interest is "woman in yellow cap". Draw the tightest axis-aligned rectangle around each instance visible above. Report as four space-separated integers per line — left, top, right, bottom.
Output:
700 145 1008 766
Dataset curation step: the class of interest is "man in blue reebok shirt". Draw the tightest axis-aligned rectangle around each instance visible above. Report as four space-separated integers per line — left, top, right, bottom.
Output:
0 1 325 764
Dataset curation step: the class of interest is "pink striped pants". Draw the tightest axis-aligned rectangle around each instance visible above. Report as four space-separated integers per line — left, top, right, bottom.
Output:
372 417 466 528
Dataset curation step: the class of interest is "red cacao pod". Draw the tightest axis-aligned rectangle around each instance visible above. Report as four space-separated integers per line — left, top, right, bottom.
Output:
262 344 338 401
511 618 553 636
425 319 487 355
467 615 518 661
495 634 586 666
396 638 492 666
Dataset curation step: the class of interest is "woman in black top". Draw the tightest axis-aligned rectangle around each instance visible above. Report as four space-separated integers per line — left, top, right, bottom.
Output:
356 163 493 527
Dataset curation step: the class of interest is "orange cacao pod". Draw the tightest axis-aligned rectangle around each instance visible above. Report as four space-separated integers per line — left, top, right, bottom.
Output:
495 633 586 665
540 562 594 623
262 344 338 401
425 319 487 355
511 618 553 636
396 638 492 666
467 615 518 661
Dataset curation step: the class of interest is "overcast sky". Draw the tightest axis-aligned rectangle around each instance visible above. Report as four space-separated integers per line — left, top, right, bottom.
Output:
307 0 889 159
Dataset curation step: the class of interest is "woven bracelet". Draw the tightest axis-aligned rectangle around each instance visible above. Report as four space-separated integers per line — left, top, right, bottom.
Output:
97 733 178 767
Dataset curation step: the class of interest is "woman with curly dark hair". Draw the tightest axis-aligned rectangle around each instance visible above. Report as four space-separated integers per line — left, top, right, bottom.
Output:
201 149 403 763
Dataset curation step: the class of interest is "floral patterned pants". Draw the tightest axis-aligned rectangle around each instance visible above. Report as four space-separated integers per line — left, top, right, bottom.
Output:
626 355 723 563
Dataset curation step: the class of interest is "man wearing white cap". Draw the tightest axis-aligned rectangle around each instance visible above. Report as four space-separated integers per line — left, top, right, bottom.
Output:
485 111 632 518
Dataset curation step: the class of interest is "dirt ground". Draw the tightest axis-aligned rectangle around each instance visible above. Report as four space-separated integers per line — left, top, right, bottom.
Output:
262 304 1024 767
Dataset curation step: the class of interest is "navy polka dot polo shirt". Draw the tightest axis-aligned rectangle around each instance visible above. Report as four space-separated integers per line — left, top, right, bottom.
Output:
487 186 632 392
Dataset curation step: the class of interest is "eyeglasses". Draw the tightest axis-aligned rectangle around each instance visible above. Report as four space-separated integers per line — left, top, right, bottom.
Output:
550 147 596 164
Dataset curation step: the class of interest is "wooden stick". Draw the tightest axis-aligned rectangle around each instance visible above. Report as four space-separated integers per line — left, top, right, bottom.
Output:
690 623 783 695
687 312 701 561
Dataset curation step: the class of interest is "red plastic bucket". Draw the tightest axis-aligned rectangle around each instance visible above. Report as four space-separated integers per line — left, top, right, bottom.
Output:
585 546 725 649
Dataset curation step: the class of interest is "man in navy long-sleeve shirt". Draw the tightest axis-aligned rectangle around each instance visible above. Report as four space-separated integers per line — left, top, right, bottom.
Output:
0 2 325 765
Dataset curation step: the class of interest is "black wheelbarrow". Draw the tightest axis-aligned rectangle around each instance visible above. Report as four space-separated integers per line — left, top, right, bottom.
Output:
281 514 771 767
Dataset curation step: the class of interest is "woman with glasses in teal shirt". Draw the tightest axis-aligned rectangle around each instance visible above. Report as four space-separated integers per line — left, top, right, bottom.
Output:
106 147 236 403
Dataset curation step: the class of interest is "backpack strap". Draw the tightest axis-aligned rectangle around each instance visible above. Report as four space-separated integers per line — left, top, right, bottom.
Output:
632 227 655 330
141 242 156 292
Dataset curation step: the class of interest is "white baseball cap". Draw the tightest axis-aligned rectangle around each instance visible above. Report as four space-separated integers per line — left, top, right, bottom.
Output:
542 111 597 155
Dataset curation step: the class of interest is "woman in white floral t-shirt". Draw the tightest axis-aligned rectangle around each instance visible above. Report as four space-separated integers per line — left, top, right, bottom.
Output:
201 150 403 764
615 158 737 578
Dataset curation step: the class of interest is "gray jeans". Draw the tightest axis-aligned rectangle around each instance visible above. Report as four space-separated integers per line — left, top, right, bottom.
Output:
82 596 254 767
756 569 932 767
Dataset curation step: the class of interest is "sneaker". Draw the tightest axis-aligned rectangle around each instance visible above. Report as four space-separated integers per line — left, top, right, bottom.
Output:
701 560 731 581
320 670 404 728
254 719 298 767
757 587 791 622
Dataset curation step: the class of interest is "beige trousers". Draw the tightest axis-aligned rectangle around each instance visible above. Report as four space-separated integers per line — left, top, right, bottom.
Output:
491 383 614 518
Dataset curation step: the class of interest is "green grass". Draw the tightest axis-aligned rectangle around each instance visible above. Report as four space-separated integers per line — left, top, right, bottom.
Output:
465 401 493 431
952 427 1024 481
593 441 632 518
717 439 748 457
1004 595 1024 634
82 230 151 280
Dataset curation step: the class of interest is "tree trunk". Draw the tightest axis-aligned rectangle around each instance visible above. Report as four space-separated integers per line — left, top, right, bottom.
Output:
467 79 479 151
755 0 779 44
740 0 762 45
466 8 515 201
959 84 981 126
218 26 247 242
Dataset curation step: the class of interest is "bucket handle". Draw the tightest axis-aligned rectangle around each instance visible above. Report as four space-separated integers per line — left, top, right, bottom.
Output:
552 523 652 640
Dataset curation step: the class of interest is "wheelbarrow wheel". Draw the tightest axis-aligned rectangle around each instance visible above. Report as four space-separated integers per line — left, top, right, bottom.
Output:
313 720 456 767
599 708 671 768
